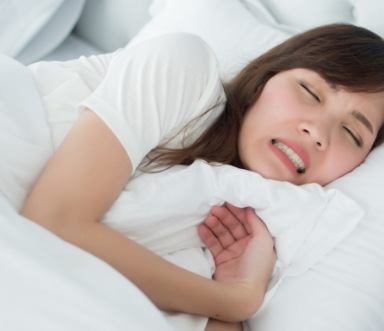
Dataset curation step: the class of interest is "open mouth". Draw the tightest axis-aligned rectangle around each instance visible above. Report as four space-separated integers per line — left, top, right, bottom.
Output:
271 139 306 174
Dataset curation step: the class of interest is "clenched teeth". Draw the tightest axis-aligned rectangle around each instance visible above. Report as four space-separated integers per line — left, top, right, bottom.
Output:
272 139 306 174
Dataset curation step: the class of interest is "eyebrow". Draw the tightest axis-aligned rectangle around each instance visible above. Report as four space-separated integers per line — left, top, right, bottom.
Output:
351 110 374 135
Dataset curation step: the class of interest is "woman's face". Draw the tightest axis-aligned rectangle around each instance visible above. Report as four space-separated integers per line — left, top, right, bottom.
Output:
238 68 384 185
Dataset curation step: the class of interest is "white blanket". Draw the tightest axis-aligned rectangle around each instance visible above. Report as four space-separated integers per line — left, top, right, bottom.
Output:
0 54 175 331
0 54 364 330
107 161 362 272
102 159 364 331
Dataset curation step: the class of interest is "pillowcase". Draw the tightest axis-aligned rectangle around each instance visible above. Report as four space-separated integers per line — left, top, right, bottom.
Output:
0 0 62 57
247 145 384 331
243 0 384 37
0 0 85 64
131 0 291 81
134 1 384 330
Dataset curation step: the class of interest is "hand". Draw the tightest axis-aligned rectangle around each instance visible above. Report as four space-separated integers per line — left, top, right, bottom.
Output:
198 203 276 313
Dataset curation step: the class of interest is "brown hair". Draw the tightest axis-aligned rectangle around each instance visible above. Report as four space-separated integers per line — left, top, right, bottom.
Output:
142 23 384 172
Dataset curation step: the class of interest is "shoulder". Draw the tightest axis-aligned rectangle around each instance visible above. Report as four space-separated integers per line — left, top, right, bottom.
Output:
110 32 225 113
119 32 220 78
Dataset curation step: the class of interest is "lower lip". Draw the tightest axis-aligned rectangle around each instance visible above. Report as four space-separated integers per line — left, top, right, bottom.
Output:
269 141 300 176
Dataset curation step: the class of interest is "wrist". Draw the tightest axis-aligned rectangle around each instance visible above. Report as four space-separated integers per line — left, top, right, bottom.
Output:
215 281 263 322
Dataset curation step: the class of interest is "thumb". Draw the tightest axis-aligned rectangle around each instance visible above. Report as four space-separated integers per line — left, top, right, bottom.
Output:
245 208 270 237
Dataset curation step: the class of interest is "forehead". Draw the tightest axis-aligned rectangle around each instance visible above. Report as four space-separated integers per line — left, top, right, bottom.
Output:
283 68 329 86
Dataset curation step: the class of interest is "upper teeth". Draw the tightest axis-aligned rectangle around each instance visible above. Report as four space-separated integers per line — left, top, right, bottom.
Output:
273 140 305 171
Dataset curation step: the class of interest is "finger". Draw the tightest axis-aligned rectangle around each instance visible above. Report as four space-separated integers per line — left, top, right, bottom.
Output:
224 203 247 222
210 205 248 240
224 203 251 235
197 223 223 258
205 213 236 248
245 208 273 241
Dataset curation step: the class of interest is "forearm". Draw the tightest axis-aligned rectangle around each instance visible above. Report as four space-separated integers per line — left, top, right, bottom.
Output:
21 211 256 321
205 319 243 331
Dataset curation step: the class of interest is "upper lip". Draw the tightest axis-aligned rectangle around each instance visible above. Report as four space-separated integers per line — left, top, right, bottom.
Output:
276 138 311 169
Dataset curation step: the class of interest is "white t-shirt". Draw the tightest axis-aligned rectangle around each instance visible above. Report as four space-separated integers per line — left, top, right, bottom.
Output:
28 33 226 172
27 33 226 331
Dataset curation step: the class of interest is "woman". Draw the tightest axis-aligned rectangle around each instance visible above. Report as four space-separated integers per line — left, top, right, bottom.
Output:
21 23 384 331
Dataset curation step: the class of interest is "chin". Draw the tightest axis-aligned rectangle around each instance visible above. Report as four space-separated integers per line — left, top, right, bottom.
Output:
251 166 286 181
257 164 287 180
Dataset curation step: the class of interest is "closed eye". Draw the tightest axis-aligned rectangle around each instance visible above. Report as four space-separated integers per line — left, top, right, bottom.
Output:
343 126 363 147
299 82 321 102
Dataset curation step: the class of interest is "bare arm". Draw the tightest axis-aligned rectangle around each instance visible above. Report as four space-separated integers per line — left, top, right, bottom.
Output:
205 320 242 331
21 109 263 321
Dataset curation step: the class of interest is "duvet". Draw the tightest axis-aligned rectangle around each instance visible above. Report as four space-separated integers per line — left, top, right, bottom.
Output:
0 54 176 330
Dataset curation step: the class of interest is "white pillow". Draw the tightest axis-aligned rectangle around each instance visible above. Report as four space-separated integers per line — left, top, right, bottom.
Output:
131 0 291 81
0 0 62 57
247 145 384 331
0 0 85 64
135 1 384 330
244 0 384 37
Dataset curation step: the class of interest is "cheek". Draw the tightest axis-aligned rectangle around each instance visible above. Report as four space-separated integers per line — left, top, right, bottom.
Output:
239 88 297 149
257 85 301 120
317 150 365 184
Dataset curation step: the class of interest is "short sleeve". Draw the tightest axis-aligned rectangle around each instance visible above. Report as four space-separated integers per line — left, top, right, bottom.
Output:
79 33 225 171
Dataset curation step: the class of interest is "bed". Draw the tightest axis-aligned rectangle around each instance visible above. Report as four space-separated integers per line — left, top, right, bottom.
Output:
1 0 384 330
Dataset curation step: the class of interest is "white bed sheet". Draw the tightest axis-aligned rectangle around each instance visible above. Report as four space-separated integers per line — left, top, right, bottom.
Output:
0 193 174 331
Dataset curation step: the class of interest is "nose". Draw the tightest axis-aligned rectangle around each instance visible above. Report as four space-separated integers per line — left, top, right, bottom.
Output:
298 122 329 150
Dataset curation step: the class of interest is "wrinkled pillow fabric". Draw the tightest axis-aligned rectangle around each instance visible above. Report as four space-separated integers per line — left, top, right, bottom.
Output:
0 0 63 57
0 0 85 64
246 146 384 331
131 0 291 81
